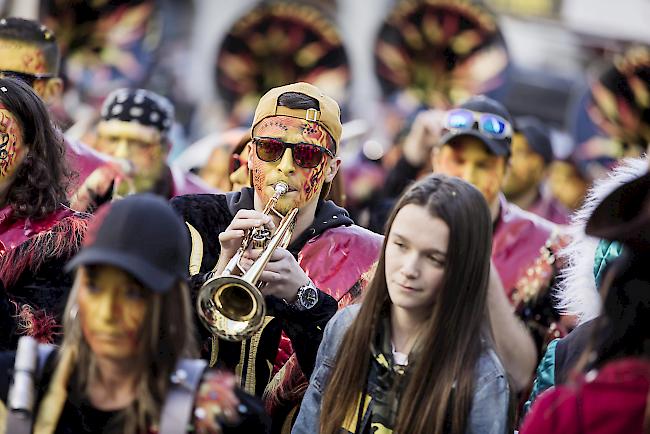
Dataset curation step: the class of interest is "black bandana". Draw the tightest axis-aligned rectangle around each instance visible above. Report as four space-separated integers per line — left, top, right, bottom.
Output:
100 88 174 134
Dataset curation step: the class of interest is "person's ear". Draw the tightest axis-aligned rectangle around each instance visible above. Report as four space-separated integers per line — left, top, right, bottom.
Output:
36 77 63 104
246 141 254 171
324 156 341 183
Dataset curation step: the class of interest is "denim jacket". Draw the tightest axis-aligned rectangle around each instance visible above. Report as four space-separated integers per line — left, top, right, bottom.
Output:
292 304 510 434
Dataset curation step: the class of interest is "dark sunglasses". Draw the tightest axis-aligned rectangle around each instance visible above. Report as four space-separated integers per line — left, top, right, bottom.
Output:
0 70 55 87
252 137 334 169
444 109 512 140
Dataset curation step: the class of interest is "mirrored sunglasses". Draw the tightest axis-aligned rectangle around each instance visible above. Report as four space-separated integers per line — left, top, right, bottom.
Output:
445 109 512 140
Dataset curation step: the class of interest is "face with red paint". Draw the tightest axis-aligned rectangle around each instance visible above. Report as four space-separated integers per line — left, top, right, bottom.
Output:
0 106 27 191
433 136 506 207
95 119 166 194
250 116 339 215
76 265 149 361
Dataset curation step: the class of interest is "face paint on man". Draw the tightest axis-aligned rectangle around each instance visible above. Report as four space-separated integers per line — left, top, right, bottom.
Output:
0 106 26 184
95 119 165 194
77 266 148 361
434 136 506 207
251 116 333 214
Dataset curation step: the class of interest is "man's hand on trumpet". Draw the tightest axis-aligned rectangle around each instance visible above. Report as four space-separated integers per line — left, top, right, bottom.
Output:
215 209 275 275
239 247 310 303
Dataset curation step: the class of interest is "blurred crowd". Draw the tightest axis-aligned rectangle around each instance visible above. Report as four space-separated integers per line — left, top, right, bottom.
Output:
0 0 648 433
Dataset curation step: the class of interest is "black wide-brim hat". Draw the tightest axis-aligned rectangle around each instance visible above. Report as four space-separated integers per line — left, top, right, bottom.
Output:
586 171 650 251
65 194 190 293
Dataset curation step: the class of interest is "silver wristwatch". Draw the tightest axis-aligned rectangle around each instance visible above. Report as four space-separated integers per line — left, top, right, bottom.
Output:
291 279 320 311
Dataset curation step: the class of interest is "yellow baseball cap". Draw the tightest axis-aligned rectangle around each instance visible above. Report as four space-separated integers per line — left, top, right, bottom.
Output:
251 82 342 152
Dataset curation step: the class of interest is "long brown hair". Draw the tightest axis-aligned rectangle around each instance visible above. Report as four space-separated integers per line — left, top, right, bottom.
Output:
60 266 198 433
321 174 493 434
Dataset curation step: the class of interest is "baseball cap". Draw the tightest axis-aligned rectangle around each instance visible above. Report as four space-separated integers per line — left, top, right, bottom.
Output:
515 116 554 164
65 194 190 292
100 88 175 135
440 95 513 157
251 82 342 151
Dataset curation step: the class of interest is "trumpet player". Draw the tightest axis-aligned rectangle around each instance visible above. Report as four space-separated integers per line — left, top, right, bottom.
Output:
172 82 382 432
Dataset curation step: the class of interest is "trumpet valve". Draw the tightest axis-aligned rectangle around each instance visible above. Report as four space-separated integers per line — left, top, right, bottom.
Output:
251 227 271 249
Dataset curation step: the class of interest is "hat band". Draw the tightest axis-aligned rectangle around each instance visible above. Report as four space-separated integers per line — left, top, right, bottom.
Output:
270 106 337 153
275 105 321 122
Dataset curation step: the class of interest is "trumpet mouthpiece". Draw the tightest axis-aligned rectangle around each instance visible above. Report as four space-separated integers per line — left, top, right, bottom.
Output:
274 182 289 195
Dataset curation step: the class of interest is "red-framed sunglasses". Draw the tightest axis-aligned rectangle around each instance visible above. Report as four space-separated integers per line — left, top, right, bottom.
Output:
252 137 334 169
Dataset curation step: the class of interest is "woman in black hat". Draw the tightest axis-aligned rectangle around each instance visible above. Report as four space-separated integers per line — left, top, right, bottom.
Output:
0 194 269 434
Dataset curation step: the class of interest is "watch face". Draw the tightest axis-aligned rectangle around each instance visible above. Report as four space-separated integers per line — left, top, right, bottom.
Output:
299 285 319 310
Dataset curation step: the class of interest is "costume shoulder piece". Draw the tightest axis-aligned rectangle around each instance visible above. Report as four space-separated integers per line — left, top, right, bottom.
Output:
170 193 232 274
170 166 219 197
0 208 89 289
299 225 383 303
0 207 89 347
493 198 566 306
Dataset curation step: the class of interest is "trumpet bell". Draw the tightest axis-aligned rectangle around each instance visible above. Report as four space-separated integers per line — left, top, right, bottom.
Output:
197 275 267 342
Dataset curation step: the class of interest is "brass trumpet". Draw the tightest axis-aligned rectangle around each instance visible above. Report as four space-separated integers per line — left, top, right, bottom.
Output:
197 182 298 341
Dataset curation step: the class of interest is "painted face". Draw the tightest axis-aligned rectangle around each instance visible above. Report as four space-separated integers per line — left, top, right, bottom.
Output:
250 116 333 214
0 106 27 188
77 266 149 361
385 204 448 316
502 132 546 197
95 119 165 194
229 144 250 192
434 136 506 206
548 161 588 211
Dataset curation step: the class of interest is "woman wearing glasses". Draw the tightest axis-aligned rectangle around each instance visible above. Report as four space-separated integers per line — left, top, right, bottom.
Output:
0 77 90 350
294 174 509 434
171 82 383 432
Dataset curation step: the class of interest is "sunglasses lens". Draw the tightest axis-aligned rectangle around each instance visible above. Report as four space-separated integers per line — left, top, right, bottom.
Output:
255 138 285 162
480 115 507 137
293 143 325 168
447 110 474 129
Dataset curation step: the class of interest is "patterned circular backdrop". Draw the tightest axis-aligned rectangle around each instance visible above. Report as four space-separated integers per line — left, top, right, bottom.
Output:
216 1 350 126
375 0 509 110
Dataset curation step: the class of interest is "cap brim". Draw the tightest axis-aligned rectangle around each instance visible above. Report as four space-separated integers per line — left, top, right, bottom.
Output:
65 247 178 293
439 130 509 156
586 172 650 249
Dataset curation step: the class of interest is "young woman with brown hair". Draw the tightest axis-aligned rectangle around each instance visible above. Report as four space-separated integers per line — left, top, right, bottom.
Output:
293 174 509 434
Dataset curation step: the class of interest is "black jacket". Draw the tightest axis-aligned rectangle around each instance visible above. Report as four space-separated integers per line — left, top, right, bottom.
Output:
170 188 345 397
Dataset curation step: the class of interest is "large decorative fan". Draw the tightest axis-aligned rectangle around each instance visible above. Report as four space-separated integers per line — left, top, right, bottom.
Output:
216 0 350 126
374 0 509 110
588 45 650 149
41 0 165 106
